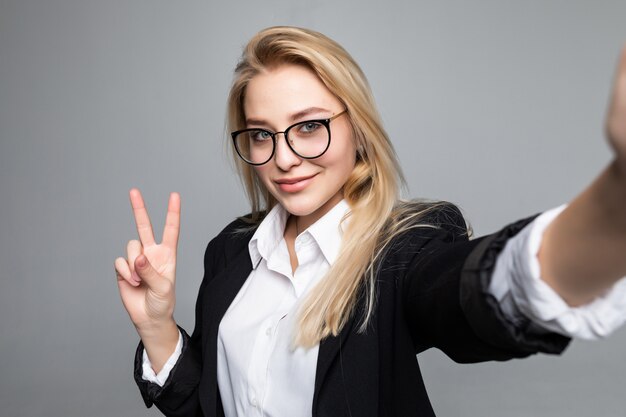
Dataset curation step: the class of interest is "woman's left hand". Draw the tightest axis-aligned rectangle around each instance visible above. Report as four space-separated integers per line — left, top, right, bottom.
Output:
606 45 626 174
539 44 626 306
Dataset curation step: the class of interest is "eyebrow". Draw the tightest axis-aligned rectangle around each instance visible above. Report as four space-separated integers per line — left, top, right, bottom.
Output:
245 106 333 127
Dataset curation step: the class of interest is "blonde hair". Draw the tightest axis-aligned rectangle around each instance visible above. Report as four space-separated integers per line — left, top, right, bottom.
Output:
227 26 456 347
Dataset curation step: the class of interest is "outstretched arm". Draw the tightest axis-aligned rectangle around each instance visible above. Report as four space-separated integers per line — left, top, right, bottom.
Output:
539 45 626 306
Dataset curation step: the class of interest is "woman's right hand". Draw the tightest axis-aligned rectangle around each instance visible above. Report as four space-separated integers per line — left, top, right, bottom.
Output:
115 188 180 335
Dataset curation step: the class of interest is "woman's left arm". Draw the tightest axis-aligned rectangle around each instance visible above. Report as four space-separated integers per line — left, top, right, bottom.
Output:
539 45 626 307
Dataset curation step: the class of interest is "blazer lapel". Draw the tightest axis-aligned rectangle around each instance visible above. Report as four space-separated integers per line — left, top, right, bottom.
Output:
312 308 358 410
200 244 254 416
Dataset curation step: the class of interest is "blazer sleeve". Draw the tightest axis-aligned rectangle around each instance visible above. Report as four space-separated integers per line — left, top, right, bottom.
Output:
402 203 571 363
132 232 224 417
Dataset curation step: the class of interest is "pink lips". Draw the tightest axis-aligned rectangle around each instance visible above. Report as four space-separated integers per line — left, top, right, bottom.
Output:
274 174 317 193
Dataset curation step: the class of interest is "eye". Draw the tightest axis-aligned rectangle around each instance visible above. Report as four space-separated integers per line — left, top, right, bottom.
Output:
250 130 272 142
297 122 323 134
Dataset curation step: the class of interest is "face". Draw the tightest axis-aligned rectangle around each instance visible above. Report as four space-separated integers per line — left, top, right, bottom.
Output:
243 64 356 230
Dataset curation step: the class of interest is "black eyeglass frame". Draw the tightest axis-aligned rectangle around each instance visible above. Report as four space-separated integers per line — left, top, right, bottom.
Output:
231 109 348 166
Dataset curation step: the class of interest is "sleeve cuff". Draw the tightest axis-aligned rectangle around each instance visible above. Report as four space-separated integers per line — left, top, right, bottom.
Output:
503 204 626 340
134 326 197 408
460 212 571 358
141 329 184 386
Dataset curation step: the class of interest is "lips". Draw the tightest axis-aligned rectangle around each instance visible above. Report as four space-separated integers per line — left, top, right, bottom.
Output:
274 174 317 193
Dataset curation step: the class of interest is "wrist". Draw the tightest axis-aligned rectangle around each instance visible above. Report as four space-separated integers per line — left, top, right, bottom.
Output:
139 319 180 375
136 317 178 341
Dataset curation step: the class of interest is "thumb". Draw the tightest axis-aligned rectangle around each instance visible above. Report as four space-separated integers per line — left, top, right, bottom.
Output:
134 254 164 289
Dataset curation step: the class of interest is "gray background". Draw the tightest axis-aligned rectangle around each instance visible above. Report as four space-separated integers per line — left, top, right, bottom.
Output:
1 0 625 416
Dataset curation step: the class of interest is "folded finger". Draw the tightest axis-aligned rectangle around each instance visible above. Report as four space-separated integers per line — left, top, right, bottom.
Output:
126 240 143 281
115 257 140 286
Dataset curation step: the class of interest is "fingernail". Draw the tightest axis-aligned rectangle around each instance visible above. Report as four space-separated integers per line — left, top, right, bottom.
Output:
136 256 146 268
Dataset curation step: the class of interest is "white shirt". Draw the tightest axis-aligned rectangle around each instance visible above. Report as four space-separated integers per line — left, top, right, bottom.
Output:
142 201 626 416
214 198 347 417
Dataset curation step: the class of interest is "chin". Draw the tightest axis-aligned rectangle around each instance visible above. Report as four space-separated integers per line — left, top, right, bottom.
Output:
278 199 319 217
273 190 325 215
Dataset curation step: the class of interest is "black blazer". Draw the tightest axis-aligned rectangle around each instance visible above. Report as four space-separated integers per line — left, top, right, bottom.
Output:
134 204 570 417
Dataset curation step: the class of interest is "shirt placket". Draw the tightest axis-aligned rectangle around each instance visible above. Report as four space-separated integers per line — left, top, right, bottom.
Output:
246 239 299 415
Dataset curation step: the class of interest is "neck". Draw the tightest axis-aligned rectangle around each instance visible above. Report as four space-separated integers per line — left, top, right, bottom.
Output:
286 214 300 239
284 215 300 274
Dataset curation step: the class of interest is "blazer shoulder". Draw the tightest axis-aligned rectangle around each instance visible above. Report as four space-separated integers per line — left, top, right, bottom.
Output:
217 215 258 238
203 214 259 266
426 201 469 240
396 200 471 244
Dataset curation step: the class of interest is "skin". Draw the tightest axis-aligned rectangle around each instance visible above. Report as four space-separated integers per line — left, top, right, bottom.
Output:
115 46 626 374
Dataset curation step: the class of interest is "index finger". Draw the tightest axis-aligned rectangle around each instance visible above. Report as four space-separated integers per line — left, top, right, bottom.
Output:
129 188 156 246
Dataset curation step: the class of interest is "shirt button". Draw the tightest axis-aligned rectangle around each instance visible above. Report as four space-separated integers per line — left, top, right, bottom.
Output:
265 327 272 336
251 397 257 407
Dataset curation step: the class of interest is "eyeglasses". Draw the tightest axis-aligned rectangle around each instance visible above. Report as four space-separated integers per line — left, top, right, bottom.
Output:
231 109 348 166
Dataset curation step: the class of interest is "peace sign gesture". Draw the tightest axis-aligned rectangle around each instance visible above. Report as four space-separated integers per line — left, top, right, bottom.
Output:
114 188 180 332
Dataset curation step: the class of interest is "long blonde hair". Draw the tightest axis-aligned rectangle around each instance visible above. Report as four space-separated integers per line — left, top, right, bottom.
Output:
227 26 456 347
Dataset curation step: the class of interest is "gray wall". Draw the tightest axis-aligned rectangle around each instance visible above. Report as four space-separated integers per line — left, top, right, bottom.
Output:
1 1 625 416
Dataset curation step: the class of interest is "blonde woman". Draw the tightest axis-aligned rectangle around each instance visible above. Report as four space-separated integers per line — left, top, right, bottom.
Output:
115 27 626 416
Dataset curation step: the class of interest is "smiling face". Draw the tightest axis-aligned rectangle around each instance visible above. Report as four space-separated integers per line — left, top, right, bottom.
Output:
243 64 356 230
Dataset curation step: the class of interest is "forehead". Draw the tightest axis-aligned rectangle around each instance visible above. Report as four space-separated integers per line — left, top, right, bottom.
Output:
243 64 342 122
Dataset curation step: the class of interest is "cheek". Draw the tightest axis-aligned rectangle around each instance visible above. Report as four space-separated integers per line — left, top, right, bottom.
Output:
331 139 357 177
318 149 356 188
253 166 273 189
338 156 357 184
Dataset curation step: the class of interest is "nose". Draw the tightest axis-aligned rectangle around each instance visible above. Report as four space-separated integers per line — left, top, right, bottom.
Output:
273 132 301 171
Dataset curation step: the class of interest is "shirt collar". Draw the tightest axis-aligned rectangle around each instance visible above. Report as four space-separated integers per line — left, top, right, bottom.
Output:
248 203 289 269
305 199 350 264
248 199 351 268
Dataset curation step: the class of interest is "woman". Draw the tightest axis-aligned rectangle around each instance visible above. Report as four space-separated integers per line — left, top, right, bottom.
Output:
115 26 626 416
